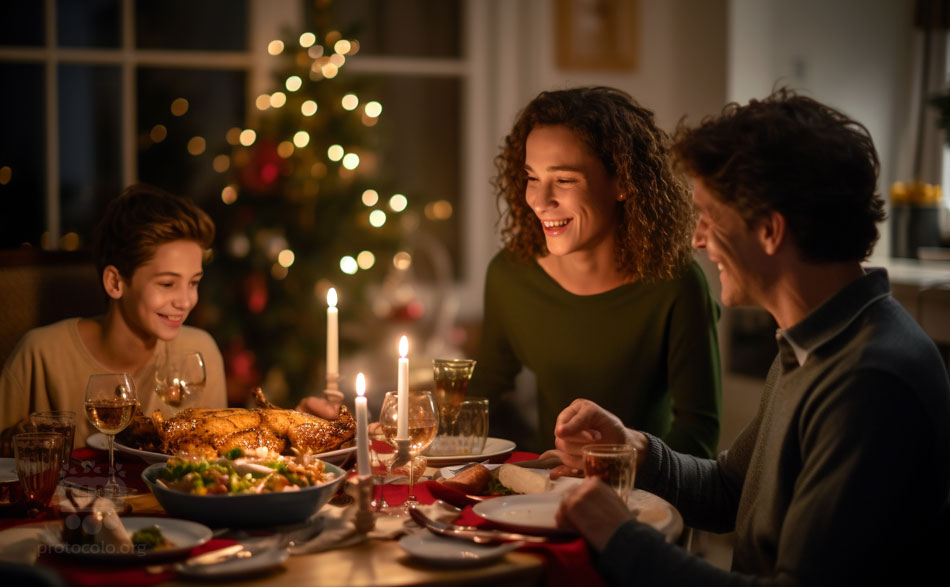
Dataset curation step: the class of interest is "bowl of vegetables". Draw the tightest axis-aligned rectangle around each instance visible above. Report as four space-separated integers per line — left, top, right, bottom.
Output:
142 448 346 528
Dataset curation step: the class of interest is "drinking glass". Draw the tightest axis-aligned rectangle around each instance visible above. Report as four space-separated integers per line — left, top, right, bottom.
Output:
154 349 206 409
456 397 489 455
29 411 76 482
430 358 476 456
14 432 64 515
379 390 438 508
84 373 137 499
583 444 637 506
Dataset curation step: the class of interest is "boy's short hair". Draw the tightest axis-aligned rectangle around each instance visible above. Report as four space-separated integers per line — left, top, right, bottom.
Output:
92 183 215 279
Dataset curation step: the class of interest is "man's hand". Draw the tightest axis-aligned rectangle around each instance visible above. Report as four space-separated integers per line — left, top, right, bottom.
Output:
555 476 636 552
551 399 648 470
295 396 341 420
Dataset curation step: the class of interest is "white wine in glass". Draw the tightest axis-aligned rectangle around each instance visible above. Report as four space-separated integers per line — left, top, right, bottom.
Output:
379 390 438 510
155 350 206 408
84 373 137 499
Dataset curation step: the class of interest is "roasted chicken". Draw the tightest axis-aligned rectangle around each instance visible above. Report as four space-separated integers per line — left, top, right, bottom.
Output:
149 388 355 458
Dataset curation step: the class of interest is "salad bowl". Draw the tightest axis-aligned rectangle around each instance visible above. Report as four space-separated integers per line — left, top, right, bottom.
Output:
142 460 346 528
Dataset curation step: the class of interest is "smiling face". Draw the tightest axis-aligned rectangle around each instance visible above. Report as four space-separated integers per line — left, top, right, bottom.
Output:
691 178 771 308
524 125 622 260
114 239 204 342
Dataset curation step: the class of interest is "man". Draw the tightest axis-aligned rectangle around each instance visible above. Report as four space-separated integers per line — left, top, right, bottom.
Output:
551 90 950 585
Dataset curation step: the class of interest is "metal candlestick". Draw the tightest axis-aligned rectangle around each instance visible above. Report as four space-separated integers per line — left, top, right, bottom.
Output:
354 474 375 534
324 372 342 406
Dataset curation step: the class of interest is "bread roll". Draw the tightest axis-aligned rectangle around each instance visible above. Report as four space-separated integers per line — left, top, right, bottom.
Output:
497 464 549 494
442 464 492 494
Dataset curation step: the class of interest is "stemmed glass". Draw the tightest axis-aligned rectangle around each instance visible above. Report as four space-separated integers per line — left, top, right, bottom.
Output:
379 390 438 509
154 349 206 409
84 373 137 499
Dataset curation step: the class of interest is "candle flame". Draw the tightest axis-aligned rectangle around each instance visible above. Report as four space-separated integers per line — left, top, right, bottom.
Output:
399 335 408 358
327 287 338 307
355 372 365 397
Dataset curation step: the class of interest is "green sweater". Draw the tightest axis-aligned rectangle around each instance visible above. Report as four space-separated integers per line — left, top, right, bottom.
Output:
469 252 722 456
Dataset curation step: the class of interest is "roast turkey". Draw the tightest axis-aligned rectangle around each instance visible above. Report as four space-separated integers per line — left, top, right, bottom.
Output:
149 388 356 458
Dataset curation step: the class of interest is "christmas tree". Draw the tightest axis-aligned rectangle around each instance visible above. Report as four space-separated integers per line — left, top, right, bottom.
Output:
193 2 449 408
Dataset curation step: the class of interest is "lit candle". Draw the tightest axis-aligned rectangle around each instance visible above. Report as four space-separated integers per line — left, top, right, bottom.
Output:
397 335 409 440
326 288 339 376
355 373 370 476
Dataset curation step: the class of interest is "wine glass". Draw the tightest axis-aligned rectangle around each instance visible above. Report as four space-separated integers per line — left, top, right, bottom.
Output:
84 373 137 499
155 350 206 409
379 390 438 509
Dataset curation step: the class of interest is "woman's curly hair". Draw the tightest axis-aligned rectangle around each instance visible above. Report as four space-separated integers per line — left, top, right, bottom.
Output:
493 86 695 281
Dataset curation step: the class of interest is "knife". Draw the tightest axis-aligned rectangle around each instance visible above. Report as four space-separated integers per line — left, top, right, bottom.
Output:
145 544 246 574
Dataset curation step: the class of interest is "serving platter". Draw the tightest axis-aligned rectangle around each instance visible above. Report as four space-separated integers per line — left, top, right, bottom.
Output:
423 437 516 467
88 433 356 466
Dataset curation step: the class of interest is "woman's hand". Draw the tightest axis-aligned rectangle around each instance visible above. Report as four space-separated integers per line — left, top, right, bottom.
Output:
551 399 648 470
555 476 635 552
295 396 340 420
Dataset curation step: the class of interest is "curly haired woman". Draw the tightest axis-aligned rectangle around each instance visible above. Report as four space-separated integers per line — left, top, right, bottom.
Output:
468 87 722 456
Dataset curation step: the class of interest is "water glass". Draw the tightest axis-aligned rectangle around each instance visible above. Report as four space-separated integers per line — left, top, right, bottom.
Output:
456 397 489 455
583 444 637 505
29 411 76 481
430 358 476 455
14 432 64 512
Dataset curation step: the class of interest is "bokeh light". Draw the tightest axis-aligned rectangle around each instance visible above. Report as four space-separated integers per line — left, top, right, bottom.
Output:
389 193 408 212
341 94 358 111
278 249 295 268
212 154 230 173
221 185 238 204
170 98 189 116
277 141 295 158
299 32 316 47
149 124 167 143
293 131 310 148
393 251 412 270
342 153 359 170
369 210 387 227
187 136 206 155
239 129 257 146
285 76 302 92
267 40 284 55
327 144 344 161
361 189 379 206
301 100 318 116
340 256 358 275
270 92 287 108
357 250 375 270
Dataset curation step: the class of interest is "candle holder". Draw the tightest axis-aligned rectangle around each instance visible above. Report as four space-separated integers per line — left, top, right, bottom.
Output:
324 372 342 405
393 438 411 469
354 474 376 534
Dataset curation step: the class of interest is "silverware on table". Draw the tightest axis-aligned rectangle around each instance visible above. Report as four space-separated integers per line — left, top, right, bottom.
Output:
408 504 547 544
145 543 247 574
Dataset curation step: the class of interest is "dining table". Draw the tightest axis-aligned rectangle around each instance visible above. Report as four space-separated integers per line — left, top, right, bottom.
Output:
0 440 682 587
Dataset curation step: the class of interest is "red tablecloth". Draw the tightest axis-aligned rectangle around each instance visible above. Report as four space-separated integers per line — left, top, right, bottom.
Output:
3 447 605 587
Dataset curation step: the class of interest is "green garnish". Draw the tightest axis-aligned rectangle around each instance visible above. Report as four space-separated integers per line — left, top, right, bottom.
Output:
224 447 244 460
487 477 517 496
131 525 167 550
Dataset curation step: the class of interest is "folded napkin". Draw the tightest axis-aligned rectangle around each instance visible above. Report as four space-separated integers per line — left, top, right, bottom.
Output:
289 497 460 555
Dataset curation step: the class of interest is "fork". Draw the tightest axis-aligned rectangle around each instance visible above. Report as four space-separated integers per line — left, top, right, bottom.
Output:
407 504 547 544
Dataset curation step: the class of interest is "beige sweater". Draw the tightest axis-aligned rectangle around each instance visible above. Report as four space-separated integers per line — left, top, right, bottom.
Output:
0 318 227 444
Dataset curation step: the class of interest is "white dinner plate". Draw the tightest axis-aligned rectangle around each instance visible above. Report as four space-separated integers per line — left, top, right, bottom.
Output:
397 532 521 567
472 493 574 535
177 543 290 579
0 516 213 562
423 437 516 467
90 433 357 466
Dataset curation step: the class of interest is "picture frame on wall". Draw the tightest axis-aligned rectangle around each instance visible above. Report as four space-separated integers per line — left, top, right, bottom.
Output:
556 0 638 71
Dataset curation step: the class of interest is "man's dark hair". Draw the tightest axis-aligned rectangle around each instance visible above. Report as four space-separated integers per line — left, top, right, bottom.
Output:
673 88 886 262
